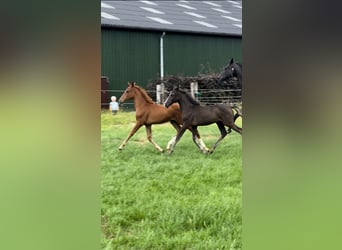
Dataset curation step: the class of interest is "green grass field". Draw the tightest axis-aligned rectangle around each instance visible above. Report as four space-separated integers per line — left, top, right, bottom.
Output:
101 111 242 249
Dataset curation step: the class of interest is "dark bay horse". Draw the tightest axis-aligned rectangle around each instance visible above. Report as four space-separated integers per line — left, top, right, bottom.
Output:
218 58 242 87
118 82 202 152
164 86 242 154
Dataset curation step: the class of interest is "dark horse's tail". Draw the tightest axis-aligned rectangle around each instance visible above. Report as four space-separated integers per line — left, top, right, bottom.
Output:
227 105 242 134
232 105 243 122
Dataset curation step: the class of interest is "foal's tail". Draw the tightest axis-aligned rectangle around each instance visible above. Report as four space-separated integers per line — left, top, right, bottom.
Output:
227 104 242 135
232 105 243 122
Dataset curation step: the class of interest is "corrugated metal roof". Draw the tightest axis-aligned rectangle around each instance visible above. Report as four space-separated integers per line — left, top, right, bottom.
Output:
101 1 242 36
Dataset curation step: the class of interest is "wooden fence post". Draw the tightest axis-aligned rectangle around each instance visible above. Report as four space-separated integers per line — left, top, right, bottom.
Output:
190 81 198 100
156 83 165 104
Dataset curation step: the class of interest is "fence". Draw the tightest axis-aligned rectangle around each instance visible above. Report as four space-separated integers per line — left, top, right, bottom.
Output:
155 81 241 105
101 89 130 111
154 88 242 105
101 85 241 111
195 88 242 105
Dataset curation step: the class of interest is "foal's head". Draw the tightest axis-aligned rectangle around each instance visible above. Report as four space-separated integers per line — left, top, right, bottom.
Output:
165 86 199 108
119 82 154 104
119 82 137 103
164 86 181 108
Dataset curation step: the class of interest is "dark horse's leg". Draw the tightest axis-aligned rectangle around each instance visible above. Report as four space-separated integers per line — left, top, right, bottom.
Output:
168 125 188 154
169 120 181 131
210 121 228 154
145 124 164 152
167 120 203 152
191 126 209 153
227 122 242 135
166 120 182 151
118 122 143 150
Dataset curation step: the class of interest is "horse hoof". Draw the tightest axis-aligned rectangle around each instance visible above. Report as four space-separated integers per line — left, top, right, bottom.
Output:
201 148 210 154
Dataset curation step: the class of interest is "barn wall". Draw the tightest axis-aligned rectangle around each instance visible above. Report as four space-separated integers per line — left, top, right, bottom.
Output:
164 32 241 76
101 27 242 99
101 28 160 92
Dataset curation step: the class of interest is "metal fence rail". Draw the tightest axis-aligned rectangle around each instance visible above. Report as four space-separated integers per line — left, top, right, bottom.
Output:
101 88 242 110
195 88 242 105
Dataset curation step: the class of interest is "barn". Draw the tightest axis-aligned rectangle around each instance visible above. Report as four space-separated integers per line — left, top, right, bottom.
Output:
101 0 242 107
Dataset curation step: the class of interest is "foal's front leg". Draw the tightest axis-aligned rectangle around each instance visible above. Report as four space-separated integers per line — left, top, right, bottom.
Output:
191 126 209 154
167 121 203 151
166 120 181 151
145 124 164 153
118 122 143 150
168 126 188 154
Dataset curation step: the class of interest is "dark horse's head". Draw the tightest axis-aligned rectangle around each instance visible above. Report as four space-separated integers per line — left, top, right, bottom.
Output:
164 86 180 108
165 86 200 108
218 58 242 86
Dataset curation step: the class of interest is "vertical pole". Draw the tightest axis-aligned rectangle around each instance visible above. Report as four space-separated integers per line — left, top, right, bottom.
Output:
159 32 166 104
190 82 194 99
190 82 198 100
156 83 165 104
156 84 161 104
160 82 165 103
160 32 166 81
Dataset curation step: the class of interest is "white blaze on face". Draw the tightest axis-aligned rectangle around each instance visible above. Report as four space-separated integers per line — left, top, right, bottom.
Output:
163 95 169 107
164 91 172 107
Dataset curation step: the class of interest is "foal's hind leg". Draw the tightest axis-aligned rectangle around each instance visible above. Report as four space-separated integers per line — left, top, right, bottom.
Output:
119 122 143 150
145 124 164 153
210 122 228 153
227 123 242 135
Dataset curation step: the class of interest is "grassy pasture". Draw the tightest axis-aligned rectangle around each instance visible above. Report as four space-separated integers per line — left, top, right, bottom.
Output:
101 111 242 249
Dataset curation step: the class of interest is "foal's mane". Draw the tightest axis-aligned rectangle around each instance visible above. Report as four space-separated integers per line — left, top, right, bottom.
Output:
134 84 154 104
179 89 200 106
